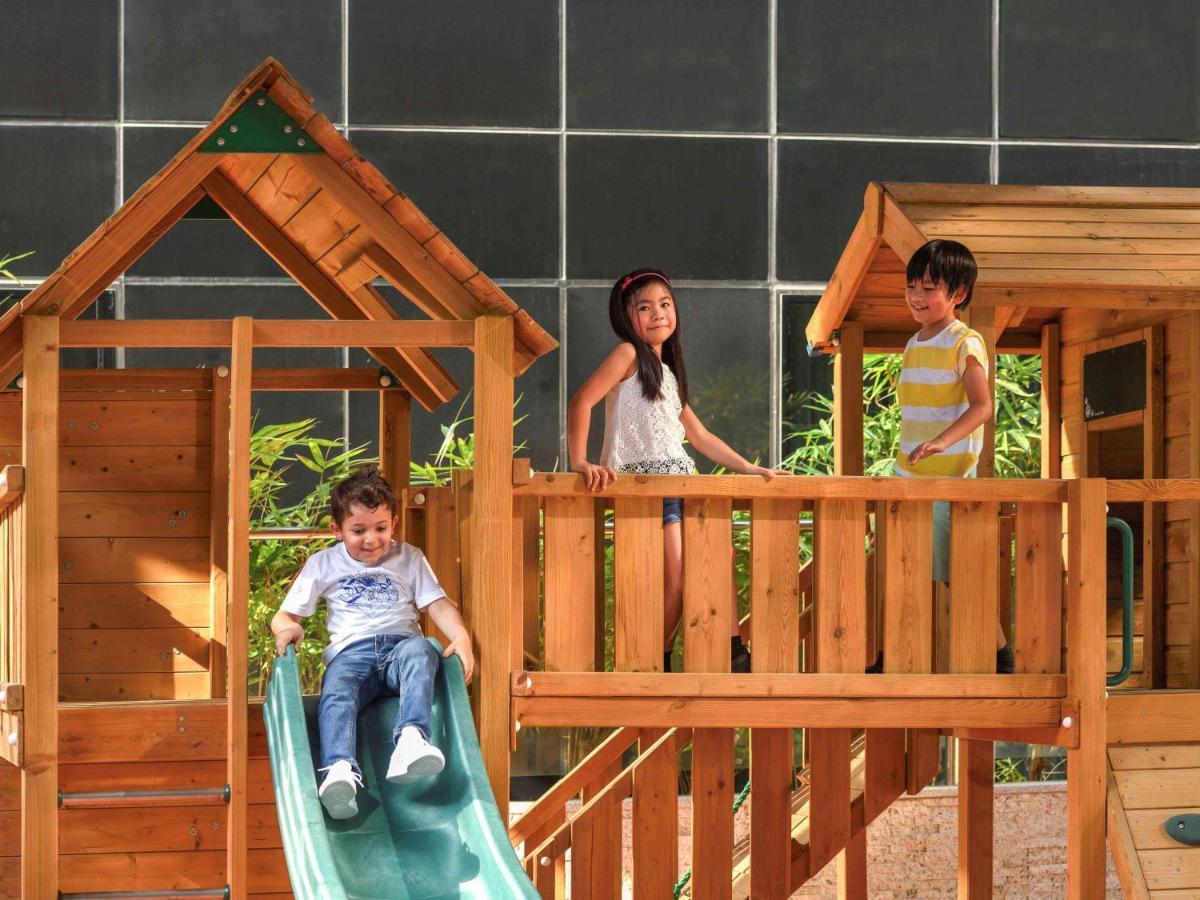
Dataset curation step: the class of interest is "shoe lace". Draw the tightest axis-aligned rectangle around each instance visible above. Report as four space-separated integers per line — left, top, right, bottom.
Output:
318 763 363 787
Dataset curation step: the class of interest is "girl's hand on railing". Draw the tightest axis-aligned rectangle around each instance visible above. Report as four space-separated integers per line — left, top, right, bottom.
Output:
744 464 789 480
273 623 304 657
572 460 617 491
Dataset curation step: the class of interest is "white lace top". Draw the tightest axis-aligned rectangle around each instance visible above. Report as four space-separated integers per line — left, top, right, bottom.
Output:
599 364 696 475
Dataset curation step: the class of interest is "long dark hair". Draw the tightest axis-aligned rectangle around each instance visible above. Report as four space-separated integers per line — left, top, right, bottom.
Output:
608 268 689 405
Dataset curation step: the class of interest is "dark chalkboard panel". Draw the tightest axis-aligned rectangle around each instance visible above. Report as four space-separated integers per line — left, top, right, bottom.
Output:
1083 340 1146 422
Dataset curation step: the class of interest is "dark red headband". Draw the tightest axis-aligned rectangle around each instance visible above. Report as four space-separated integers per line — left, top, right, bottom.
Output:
620 271 670 293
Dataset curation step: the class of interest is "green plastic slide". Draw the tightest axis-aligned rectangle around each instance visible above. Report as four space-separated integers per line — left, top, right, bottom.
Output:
264 641 539 899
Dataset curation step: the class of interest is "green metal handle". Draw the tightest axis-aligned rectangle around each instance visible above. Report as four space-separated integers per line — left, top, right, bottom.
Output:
1107 517 1134 687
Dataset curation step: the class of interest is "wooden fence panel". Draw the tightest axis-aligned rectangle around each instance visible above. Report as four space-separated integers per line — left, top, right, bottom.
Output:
544 497 596 672
614 499 663 672
1015 503 1064 674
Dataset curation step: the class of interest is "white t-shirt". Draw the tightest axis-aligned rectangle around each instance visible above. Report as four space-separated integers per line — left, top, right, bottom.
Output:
280 540 446 664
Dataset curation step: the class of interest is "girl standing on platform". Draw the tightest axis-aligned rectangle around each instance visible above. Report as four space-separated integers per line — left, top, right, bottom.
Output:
568 268 785 673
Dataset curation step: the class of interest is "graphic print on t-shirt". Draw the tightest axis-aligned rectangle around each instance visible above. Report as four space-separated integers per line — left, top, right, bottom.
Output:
332 574 401 617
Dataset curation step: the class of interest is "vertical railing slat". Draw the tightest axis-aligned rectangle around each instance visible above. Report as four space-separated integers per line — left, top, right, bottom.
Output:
809 499 865 873
571 756 622 900
633 729 678 900
1015 503 1064 675
750 498 800 897
949 500 999 899
208 369 229 698
614 498 663 672
544 497 596 672
685 499 734 900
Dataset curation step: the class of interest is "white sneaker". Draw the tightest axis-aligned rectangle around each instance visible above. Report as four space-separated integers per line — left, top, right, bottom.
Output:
317 760 362 819
387 726 445 784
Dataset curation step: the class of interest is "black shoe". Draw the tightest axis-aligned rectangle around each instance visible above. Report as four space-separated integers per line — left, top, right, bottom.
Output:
663 651 673 673
996 645 1015 674
865 651 884 674
731 637 752 673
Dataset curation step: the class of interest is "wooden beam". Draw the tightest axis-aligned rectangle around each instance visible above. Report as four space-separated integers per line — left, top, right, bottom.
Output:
1144 326 1165 689
513 672 1066 698
1040 323 1062 478
806 211 884 350
974 286 1200 309
378 390 411 538
834 321 864 477
1192 311 1200 689
202 170 456 411
226 317 252 898
473 316 514 821
883 182 1200 207
880 192 927 263
1065 479 1108 898
360 243 480 320
58 318 474 349
515 473 1068 504
208 368 230 698
21 315 59 898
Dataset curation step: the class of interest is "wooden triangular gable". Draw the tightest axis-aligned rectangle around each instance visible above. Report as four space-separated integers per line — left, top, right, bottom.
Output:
0 58 557 410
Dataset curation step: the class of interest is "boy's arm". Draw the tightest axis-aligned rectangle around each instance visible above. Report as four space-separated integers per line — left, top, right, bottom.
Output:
907 356 994 465
271 609 305 657
425 598 475 683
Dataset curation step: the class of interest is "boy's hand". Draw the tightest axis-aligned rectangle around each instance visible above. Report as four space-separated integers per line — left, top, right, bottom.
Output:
274 622 304 657
573 460 617 491
442 632 475 683
908 439 947 466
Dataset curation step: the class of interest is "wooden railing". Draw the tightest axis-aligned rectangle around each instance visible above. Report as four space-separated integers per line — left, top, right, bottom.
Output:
499 472 1107 898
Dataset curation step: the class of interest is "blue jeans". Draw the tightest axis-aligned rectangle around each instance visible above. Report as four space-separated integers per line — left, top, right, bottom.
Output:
317 633 439 770
663 498 683 525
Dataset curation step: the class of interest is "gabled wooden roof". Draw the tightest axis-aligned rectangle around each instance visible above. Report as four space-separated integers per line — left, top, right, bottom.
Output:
807 182 1200 353
0 58 557 410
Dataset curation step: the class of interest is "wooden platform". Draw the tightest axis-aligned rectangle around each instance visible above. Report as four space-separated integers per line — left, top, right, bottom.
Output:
1108 742 1200 897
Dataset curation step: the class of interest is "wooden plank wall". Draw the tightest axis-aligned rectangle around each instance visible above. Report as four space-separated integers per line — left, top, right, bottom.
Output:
0 702 290 896
0 387 214 703
1059 309 1192 687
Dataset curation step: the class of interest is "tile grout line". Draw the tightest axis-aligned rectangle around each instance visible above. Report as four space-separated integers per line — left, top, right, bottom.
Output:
114 0 127 369
341 0 351 447
991 0 1001 184
558 0 569 469
768 0 781 466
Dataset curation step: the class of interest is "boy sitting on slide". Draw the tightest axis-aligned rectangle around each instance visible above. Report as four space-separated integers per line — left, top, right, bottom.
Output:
271 466 474 819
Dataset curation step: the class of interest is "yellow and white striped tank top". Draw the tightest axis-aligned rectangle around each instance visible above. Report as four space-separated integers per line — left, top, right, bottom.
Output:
894 318 989 478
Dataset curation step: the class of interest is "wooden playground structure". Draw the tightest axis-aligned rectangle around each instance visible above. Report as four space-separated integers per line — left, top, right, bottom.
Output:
0 61 1197 898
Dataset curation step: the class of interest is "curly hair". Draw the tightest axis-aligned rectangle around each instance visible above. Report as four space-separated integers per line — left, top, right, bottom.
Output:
330 465 398 524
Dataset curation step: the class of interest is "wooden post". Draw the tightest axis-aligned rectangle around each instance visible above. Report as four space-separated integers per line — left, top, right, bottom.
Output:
1191 312 1200 688
950 500 999 898
750 499 800 898
837 828 868 900
685 499 734 900
226 316 252 899
833 321 864 478
474 316 515 821
379 390 411 542
965 306 997 477
1040 324 1061 479
208 367 230 698
21 314 59 898
1143 326 1165 688
1066 479 1108 898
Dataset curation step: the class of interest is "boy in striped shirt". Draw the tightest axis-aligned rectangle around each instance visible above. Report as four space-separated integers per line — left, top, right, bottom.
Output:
896 239 1013 673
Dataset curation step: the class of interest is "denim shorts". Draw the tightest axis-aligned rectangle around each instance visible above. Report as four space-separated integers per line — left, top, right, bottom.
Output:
932 500 950 583
663 498 683 525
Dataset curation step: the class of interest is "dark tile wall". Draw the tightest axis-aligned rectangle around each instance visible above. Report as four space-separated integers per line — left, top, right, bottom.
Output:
1 1 1196 468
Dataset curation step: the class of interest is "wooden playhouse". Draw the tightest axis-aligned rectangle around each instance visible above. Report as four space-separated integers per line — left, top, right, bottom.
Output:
0 63 1165 899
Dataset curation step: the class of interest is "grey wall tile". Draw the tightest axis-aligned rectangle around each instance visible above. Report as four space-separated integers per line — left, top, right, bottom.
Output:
351 132 560 280
124 0 343 122
999 145 1200 186
123 126 284 278
1 0 119 119
350 0 558 127
567 286 770 468
567 135 768 280
568 0 769 131
781 294 833 456
777 140 990 281
1001 0 1200 141
0 126 116 277
778 0 991 137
